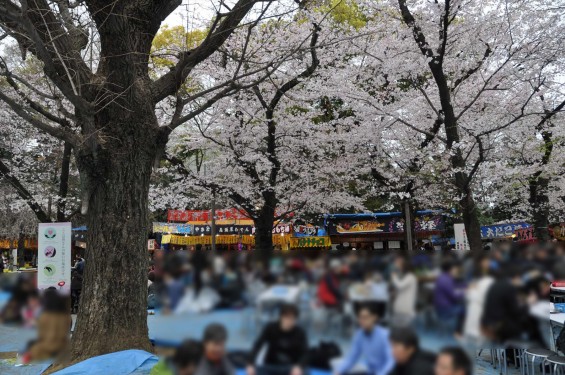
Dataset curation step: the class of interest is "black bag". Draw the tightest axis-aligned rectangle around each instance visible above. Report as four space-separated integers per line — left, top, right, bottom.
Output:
557 326 565 355
308 341 341 370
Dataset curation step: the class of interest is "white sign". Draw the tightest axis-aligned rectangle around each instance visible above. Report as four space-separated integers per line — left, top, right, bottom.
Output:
38 222 72 294
454 223 470 251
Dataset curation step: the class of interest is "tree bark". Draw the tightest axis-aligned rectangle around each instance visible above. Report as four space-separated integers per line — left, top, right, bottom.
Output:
402 198 415 251
57 142 73 222
64 119 157 365
529 175 550 242
253 202 276 267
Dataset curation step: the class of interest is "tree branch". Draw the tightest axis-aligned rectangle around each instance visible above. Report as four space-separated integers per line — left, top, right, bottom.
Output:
152 0 259 102
0 90 80 145
0 156 51 222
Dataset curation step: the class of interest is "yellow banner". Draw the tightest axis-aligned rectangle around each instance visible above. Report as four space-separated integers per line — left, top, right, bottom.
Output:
169 235 256 246
168 234 295 248
0 239 38 249
290 236 332 248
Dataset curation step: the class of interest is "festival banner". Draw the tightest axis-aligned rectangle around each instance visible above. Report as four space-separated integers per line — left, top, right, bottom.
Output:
327 215 444 235
480 222 530 239
193 224 253 236
169 235 255 246
515 227 535 242
38 222 72 294
167 208 250 222
272 224 291 234
152 222 193 234
290 236 332 248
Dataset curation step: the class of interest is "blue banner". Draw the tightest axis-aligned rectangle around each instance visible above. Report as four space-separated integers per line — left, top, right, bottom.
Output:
480 222 530 239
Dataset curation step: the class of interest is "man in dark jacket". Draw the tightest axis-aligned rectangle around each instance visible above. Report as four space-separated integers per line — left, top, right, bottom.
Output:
247 304 308 375
481 265 528 343
389 327 435 375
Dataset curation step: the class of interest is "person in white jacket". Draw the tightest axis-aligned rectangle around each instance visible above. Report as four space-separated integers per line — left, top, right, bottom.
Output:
462 255 494 351
391 255 418 327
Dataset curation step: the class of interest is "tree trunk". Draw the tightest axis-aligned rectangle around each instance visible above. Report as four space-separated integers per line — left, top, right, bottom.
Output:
17 228 25 267
57 141 72 222
458 185 483 253
529 175 550 242
254 203 276 268
53 106 160 369
402 198 415 251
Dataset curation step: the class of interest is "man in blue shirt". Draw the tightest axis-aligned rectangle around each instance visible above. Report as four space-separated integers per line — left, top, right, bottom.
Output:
336 303 394 375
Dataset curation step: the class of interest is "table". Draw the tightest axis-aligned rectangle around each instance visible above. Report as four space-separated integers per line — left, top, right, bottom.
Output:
530 302 565 352
550 308 564 352
257 285 301 304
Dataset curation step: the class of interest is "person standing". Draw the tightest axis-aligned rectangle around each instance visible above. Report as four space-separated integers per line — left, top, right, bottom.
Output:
462 255 494 350
433 261 465 332
318 259 343 309
335 304 394 375
247 304 308 375
390 256 418 326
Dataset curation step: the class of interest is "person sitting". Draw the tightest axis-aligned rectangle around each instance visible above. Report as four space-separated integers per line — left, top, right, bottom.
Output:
434 347 472 375
195 323 236 375
21 290 42 328
335 303 394 375
389 327 435 375
151 339 203 375
247 304 308 375
23 288 71 363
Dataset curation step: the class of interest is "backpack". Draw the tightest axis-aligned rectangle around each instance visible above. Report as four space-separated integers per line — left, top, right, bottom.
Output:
308 341 341 370
557 326 565 355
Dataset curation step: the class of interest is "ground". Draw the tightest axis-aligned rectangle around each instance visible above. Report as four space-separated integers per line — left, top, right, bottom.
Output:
0 308 512 374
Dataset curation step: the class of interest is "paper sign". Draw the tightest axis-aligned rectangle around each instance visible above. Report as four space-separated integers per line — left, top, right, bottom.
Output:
454 223 470 251
38 222 72 294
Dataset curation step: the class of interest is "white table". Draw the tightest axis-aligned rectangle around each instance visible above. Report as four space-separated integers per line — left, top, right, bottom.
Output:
530 302 565 352
550 312 564 353
257 285 301 304
348 282 389 302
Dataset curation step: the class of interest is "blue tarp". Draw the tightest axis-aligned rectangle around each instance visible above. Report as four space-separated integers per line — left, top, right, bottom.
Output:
42 350 158 375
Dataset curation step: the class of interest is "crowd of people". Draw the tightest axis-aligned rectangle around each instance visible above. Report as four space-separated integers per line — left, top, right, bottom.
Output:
150 303 472 375
0 239 563 373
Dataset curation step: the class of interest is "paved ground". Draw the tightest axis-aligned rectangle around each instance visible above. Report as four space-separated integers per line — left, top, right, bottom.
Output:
0 308 509 374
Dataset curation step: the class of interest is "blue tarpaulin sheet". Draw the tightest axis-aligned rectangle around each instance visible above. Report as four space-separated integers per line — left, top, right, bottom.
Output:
42 350 158 375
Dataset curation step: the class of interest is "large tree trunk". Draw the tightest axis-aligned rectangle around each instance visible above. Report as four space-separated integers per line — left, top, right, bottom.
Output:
67 131 155 363
458 184 483 253
254 202 276 267
402 198 415 251
54 91 160 369
529 175 550 242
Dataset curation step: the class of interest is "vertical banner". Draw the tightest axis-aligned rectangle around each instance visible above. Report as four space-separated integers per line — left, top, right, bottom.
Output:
454 223 470 251
38 222 72 294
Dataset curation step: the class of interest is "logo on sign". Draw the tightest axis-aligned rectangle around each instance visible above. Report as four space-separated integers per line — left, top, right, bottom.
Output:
44 227 57 239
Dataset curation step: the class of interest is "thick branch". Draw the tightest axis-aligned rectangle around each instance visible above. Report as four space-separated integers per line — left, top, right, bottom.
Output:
0 90 80 145
152 0 259 102
0 156 51 222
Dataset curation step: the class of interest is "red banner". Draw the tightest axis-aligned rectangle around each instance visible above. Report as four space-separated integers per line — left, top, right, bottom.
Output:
168 208 250 222
514 227 536 243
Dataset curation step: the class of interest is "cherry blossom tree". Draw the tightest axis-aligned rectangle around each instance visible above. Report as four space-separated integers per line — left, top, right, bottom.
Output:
323 0 565 252
0 0 315 367
159 18 364 263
